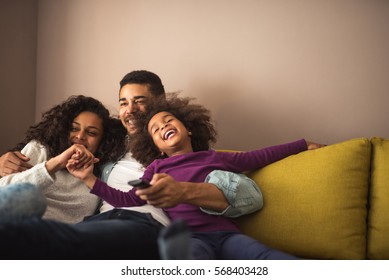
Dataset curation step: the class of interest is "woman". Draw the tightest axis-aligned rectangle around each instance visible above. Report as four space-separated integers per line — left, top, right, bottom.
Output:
0 95 127 223
68 94 325 259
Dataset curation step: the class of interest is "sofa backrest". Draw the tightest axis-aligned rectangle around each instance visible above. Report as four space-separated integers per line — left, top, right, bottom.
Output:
237 138 372 259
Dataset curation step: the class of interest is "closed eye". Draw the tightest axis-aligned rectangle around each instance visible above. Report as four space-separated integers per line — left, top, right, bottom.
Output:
134 98 146 105
86 130 99 137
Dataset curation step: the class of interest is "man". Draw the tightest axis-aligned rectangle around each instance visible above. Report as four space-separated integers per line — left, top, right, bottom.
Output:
0 70 262 259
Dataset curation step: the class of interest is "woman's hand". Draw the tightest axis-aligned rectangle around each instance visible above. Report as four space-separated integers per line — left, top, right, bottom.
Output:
68 144 98 169
45 144 98 175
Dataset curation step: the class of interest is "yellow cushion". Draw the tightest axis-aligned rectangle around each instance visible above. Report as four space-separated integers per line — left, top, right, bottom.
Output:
367 137 389 259
237 138 370 259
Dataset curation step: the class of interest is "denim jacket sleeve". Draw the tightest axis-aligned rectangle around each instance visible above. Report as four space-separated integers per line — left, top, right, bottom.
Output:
201 170 263 218
101 162 116 183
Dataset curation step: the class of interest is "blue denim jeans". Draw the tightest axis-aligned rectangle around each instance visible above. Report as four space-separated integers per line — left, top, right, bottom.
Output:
0 209 163 259
0 183 46 223
191 231 299 260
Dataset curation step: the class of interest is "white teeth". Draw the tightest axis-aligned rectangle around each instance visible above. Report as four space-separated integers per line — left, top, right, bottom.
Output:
164 130 175 140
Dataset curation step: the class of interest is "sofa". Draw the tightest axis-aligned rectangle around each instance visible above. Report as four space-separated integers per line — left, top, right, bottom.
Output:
236 137 389 260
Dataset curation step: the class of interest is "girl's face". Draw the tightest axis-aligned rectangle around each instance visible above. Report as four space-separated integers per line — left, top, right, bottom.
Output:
148 111 193 157
69 111 104 154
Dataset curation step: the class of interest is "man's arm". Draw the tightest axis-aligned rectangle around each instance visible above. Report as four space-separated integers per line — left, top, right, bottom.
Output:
135 173 228 210
0 151 33 177
201 170 263 217
135 172 263 217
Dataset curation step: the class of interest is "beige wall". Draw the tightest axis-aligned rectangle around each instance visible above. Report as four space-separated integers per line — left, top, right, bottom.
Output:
0 0 38 154
7 0 389 152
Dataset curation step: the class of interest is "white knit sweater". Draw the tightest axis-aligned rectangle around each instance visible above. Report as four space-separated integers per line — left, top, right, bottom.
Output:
0 141 100 223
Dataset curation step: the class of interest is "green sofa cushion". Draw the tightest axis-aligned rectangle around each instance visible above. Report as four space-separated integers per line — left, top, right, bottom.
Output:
367 137 389 259
237 138 370 259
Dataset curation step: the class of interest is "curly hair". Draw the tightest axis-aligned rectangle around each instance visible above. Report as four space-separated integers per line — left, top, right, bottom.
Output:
129 93 217 167
13 95 127 177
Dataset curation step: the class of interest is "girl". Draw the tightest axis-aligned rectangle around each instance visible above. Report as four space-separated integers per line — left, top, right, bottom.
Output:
69 94 324 259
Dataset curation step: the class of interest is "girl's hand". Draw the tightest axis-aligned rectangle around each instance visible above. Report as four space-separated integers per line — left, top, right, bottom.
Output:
306 140 327 150
66 158 97 189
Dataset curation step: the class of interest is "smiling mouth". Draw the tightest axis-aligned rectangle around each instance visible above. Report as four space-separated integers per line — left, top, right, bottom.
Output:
124 119 136 130
163 129 176 140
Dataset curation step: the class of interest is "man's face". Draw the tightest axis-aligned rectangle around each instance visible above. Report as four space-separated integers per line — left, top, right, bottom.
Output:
119 84 153 135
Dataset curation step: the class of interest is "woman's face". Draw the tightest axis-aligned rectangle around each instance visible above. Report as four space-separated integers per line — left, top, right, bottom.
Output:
148 111 192 157
69 111 104 154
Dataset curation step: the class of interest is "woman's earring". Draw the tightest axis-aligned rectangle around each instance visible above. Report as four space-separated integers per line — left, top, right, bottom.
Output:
188 131 192 136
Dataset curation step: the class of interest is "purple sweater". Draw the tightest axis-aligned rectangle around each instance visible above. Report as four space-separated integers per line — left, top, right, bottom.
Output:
92 139 307 232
